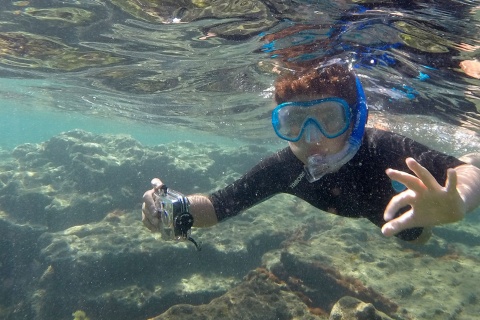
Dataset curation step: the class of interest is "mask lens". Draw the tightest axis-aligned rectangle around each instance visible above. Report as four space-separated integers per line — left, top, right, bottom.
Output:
275 107 304 139
312 100 348 135
273 98 350 141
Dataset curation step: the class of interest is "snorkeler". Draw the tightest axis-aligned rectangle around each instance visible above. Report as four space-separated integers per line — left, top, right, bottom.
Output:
142 63 480 244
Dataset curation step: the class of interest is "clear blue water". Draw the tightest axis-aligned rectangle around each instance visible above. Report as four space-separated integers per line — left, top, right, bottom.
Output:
0 79 244 150
0 98 241 150
1 1 480 319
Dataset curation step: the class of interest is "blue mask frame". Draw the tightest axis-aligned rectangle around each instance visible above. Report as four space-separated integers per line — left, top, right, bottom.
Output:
348 76 368 149
272 75 367 146
302 76 368 182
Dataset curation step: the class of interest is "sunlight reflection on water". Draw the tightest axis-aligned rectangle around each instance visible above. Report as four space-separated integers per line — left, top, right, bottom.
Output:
0 0 479 145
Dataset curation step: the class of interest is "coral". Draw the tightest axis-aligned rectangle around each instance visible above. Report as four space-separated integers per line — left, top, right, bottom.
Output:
103 209 126 223
329 296 394 320
72 310 90 320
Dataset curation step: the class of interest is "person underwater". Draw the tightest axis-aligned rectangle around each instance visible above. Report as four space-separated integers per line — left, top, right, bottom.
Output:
142 62 480 246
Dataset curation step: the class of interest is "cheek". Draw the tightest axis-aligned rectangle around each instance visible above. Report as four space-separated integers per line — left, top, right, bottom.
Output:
288 141 301 153
324 137 346 153
288 141 307 161
289 135 347 156
289 140 310 151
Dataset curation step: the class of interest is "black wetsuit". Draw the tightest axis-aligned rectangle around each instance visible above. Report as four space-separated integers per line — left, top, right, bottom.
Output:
209 128 465 241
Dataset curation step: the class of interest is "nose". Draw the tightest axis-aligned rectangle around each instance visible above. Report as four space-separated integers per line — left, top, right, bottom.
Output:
304 122 323 144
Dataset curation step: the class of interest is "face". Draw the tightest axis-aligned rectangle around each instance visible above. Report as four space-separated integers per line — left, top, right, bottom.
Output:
283 94 352 164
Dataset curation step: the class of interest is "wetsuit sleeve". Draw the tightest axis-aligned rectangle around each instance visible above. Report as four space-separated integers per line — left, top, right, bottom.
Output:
208 148 292 222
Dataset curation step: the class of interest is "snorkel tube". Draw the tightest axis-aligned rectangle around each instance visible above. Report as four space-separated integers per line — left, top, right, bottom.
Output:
304 76 368 182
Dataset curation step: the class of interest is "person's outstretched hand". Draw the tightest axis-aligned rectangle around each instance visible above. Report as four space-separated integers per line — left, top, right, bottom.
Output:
382 158 465 237
142 178 164 232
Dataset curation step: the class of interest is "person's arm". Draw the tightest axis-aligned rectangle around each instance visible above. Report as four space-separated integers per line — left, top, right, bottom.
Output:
187 194 218 227
452 153 480 215
381 154 480 237
455 162 480 213
142 148 292 232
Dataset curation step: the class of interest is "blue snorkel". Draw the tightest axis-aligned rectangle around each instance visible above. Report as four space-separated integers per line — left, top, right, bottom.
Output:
304 76 368 182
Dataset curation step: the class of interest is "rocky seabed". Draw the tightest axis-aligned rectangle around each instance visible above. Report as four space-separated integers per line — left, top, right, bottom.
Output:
1 130 480 320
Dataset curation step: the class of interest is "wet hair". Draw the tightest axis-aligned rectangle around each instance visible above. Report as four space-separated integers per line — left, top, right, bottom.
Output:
274 63 357 106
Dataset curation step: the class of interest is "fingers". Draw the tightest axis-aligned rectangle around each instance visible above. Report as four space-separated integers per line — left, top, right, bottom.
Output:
142 187 161 232
382 159 462 238
142 207 152 228
445 168 458 194
386 158 440 193
143 189 157 216
384 190 413 221
142 201 161 232
405 158 439 190
141 178 165 233
151 178 164 190
382 208 415 237
386 168 422 192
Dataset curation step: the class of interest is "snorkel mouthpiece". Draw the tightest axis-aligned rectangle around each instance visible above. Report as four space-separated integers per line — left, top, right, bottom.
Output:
304 139 361 182
305 155 335 182
304 76 368 182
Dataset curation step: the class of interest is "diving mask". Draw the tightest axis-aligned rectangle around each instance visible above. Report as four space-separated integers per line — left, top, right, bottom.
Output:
272 97 352 142
304 76 368 182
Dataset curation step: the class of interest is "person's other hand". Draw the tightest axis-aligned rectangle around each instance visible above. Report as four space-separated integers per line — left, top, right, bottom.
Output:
460 59 480 79
382 158 465 237
141 178 164 232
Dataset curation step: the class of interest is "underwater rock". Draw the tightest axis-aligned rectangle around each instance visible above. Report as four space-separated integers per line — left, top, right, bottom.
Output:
262 213 480 320
0 215 47 318
266 250 399 317
0 129 291 319
329 296 393 320
32 192 307 319
150 269 323 320
0 130 268 231
3 131 480 320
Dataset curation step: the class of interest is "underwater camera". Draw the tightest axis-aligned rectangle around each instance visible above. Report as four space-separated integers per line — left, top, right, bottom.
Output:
154 184 201 251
